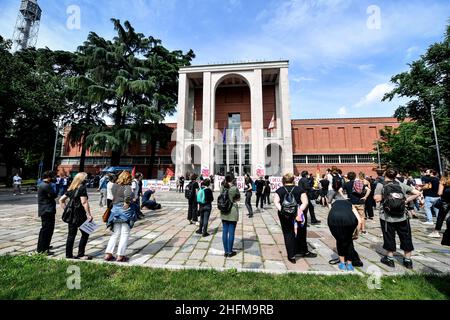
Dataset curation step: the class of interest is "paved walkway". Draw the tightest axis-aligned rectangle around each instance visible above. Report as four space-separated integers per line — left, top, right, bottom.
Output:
1 190 449 275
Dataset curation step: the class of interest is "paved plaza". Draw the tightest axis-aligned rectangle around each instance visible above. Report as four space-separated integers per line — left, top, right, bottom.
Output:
1 189 450 275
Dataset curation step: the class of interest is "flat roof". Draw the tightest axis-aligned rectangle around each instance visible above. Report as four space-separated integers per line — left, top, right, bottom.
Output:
180 60 289 74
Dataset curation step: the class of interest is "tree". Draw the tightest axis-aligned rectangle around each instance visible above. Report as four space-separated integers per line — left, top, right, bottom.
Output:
377 122 437 174
383 23 450 171
79 19 194 174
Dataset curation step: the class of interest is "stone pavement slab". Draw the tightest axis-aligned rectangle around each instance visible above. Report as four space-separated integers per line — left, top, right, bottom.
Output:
0 190 449 275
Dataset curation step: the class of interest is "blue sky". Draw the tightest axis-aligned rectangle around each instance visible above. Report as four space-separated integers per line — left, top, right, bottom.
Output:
1 0 449 121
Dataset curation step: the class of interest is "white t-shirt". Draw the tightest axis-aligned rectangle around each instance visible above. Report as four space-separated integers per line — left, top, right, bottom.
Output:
13 176 22 185
106 181 114 200
326 173 333 191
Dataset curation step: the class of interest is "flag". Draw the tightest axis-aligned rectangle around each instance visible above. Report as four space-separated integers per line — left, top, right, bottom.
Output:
166 168 174 178
268 114 275 131
131 166 136 178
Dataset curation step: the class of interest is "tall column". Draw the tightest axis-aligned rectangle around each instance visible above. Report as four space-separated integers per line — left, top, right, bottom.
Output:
202 72 212 175
251 69 264 176
175 73 188 178
279 67 294 173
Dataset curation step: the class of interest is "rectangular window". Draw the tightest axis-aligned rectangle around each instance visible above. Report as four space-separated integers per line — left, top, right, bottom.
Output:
340 154 356 163
307 155 322 164
356 154 375 163
293 155 307 164
323 155 340 164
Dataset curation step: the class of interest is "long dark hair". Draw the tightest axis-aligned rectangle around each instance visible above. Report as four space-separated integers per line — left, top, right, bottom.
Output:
222 174 234 189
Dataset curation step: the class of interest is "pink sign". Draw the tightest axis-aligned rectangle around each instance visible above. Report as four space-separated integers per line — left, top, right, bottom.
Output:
201 166 210 178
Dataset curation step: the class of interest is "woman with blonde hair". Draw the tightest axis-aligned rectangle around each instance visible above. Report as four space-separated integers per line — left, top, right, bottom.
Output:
60 172 93 260
104 170 138 262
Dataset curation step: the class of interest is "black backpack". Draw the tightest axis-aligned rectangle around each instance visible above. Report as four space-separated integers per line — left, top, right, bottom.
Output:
61 188 86 227
382 181 406 217
281 187 298 217
332 174 343 191
184 181 194 200
217 188 233 214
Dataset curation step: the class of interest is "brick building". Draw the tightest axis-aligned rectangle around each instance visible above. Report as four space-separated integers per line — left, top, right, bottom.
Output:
57 61 400 178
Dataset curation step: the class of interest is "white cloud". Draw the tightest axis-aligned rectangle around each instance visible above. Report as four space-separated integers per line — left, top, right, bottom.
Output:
291 76 316 83
338 106 347 116
406 46 419 59
354 83 394 108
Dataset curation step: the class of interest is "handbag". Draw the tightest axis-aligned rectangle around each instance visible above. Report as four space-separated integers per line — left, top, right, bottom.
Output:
62 188 86 227
102 207 111 223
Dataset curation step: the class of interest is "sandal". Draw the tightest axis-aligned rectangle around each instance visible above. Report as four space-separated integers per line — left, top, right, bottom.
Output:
116 256 129 263
77 255 92 261
104 255 116 262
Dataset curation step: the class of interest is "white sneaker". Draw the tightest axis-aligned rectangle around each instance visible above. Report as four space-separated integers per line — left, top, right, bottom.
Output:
428 231 441 238
195 221 200 226
422 221 434 226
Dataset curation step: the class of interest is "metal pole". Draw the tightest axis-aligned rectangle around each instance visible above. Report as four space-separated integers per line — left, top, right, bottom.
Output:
376 141 382 169
430 107 443 176
51 120 61 171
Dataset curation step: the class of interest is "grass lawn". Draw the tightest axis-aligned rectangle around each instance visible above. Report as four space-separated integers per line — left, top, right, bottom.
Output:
1 255 449 300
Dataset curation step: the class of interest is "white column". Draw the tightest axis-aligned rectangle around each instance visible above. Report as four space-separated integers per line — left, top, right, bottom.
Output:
175 73 188 178
202 72 212 175
279 67 294 174
251 69 264 176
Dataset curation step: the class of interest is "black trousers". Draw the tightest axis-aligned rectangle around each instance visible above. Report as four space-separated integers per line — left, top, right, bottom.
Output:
436 202 450 231
188 199 198 221
256 193 264 209
304 199 318 222
380 219 414 252
278 212 308 259
198 204 212 234
66 223 90 258
263 193 271 205
329 223 358 261
37 212 55 253
245 191 253 215
365 197 375 218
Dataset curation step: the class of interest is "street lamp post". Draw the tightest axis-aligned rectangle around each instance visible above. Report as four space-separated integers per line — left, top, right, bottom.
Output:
430 106 443 176
51 119 61 172
376 141 382 169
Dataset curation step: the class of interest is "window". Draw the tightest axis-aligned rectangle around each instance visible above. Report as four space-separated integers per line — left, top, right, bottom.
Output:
307 155 322 164
340 155 356 163
159 156 173 165
293 155 307 164
293 154 375 164
323 155 339 164
120 158 133 165
356 154 375 163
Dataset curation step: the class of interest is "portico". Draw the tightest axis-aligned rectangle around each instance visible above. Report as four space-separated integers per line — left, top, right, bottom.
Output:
175 61 294 177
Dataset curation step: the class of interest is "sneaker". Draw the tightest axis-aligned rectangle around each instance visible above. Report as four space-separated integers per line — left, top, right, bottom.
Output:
311 220 321 225
380 256 395 268
288 257 296 264
346 263 354 272
403 258 413 270
228 251 237 258
297 251 317 258
195 230 202 235
352 260 364 267
202 233 210 237
338 262 346 271
428 231 441 238
422 221 434 226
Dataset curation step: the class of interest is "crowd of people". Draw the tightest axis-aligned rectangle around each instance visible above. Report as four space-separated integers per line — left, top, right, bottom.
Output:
35 165 450 270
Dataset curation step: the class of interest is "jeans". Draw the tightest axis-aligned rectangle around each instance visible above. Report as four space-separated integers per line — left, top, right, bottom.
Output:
424 196 440 222
199 205 212 234
142 199 157 209
37 212 55 253
66 223 90 258
106 222 131 257
245 191 253 216
222 220 237 254
256 193 264 209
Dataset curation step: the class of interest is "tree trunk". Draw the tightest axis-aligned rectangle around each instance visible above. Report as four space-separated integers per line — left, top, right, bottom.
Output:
79 133 87 172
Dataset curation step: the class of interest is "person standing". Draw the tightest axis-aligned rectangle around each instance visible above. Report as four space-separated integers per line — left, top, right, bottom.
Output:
298 171 321 225
327 167 343 209
328 200 362 271
364 177 376 220
428 171 450 238
186 174 200 224
274 173 317 264
422 169 441 225
220 174 240 257
98 174 109 207
178 176 185 193
196 179 214 237
12 173 23 196
374 168 420 269
319 174 329 207
131 172 144 220
339 172 369 234
104 170 139 263
254 176 265 211
244 176 254 218
106 174 116 209
37 171 58 255
263 175 272 205
60 175 68 196
59 172 93 260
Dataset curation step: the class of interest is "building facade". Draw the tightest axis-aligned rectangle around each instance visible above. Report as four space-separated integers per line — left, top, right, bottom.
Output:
57 61 400 178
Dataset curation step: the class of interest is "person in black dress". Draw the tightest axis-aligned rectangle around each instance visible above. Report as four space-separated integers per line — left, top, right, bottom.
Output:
274 173 317 264
328 200 362 271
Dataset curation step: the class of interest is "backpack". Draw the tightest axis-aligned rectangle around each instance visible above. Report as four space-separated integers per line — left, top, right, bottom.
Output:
352 180 365 196
332 174 343 191
382 182 406 217
184 181 194 200
61 188 87 227
281 187 298 217
217 188 233 214
197 187 206 205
